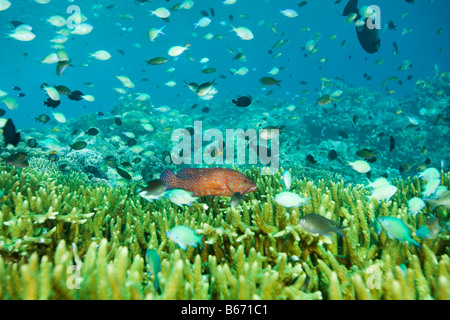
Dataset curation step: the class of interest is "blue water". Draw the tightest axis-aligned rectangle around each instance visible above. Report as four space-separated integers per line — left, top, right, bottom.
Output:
0 0 449 129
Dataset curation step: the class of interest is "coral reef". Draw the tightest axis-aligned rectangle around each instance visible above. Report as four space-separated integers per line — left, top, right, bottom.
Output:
0 164 448 300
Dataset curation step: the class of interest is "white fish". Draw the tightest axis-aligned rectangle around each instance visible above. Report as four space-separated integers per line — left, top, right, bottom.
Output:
168 44 190 57
71 23 93 35
231 67 248 76
348 160 371 173
280 9 298 18
268 67 280 75
366 177 390 189
43 85 60 101
135 93 151 101
150 7 170 19
304 40 316 53
180 0 194 10
223 0 237 4
408 197 425 216
40 137 62 151
52 112 67 123
8 28 36 41
230 26 253 40
89 50 111 60
116 75 135 88
165 80 176 87
2 97 18 110
166 189 198 206
82 95 95 102
46 15 66 27
50 35 68 44
0 0 11 11
370 185 397 202
421 178 441 198
274 191 309 208
417 167 440 181
148 25 165 41
129 145 144 153
141 123 154 132
282 171 292 190
195 17 211 28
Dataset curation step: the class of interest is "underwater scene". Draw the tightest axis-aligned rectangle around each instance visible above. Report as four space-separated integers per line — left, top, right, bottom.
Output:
0 0 449 302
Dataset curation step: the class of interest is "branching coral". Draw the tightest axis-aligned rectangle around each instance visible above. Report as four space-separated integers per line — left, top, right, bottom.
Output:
0 164 448 300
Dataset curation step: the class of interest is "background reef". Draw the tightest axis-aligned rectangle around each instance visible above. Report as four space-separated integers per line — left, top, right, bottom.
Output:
0 164 448 300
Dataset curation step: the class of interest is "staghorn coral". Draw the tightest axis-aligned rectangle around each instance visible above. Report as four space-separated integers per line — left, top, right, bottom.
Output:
0 164 448 300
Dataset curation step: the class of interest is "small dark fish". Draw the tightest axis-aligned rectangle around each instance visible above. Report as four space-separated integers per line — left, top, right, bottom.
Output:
5 152 29 168
387 21 397 31
116 167 132 180
338 131 349 139
55 85 71 95
231 192 243 208
299 213 346 237
27 138 38 148
405 0 414 3
68 90 84 101
44 98 61 109
2 118 21 147
200 10 209 17
201 107 210 113
36 114 50 123
259 77 282 86
306 154 317 164
361 124 377 133
105 156 119 168
328 149 338 161
210 7 215 17
12 86 21 91
145 57 168 65
0 109 6 117
352 114 358 124
202 67 217 74
135 0 149 5
146 249 161 293
425 157 431 165
389 136 395 152
86 127 99 136
356 148 377 159
127 138 137 147
298 1 307 7
121 161 134 171
114 118 122 126
137 179 166 201
393 42 399 59
17 93 25 98
56 59 72 77
232 96 252 107
70 141 87 151
48 153 59 162
229 14 233 21
10 20 24 28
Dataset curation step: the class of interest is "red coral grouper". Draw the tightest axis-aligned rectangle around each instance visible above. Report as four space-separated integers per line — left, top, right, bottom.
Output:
160 167 257 197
